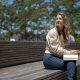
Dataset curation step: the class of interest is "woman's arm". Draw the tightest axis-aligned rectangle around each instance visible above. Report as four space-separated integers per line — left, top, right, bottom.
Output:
70 50 80 55
46 31 70 57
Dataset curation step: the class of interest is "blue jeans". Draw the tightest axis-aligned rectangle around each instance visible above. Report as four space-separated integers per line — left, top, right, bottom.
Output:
43 53 77 80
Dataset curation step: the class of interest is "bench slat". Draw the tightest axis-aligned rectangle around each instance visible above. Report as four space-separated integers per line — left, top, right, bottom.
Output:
0 61 80 80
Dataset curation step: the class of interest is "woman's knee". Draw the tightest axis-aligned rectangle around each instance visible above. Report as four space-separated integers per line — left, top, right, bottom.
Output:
43 53 65 69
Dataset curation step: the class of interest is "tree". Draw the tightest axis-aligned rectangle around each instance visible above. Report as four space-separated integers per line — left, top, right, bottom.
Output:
0 0 80 41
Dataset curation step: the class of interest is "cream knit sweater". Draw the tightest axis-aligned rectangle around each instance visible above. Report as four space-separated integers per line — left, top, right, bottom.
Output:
45 27 70 57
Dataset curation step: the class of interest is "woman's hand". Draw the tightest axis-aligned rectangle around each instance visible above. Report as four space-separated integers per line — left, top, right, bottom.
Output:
77 50 80 55
70 50 80 55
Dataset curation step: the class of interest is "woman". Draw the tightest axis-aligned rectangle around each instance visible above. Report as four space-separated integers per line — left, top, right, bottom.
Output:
43 12 80 80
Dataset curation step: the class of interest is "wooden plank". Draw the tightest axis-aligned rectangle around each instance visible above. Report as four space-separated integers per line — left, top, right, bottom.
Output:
0 61 80 80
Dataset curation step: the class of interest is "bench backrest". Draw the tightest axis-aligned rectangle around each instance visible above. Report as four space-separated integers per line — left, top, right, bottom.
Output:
0 41 80 68
0 41 45 67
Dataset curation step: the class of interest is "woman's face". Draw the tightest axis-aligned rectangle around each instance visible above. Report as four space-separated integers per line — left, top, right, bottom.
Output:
56 14 64 31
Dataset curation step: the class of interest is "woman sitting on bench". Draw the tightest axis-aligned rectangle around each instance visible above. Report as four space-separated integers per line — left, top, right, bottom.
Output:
43 12 80 80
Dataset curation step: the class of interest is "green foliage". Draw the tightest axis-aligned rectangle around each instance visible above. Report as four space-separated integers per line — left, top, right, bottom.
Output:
0 0 80 41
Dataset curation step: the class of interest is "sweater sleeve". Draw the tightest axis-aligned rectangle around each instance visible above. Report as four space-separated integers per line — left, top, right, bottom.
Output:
46 30 70 57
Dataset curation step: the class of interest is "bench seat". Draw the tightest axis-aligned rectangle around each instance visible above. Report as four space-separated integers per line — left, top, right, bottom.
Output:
0 61 80 80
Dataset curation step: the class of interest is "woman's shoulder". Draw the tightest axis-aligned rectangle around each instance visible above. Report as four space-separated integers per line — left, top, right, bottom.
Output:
48 27 57 35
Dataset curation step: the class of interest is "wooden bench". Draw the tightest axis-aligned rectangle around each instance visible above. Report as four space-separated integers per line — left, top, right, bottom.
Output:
0 41 80 80
0 61 80 80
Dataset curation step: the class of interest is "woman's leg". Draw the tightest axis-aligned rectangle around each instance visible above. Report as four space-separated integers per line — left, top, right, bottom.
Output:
43 53 77 80
43 53 65 70
66 61 77 80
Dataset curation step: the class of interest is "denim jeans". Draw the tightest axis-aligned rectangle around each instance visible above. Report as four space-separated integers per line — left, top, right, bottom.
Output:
43 53 77 80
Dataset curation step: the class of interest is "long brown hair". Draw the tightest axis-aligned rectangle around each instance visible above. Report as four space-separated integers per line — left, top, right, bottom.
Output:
55 12 71 43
